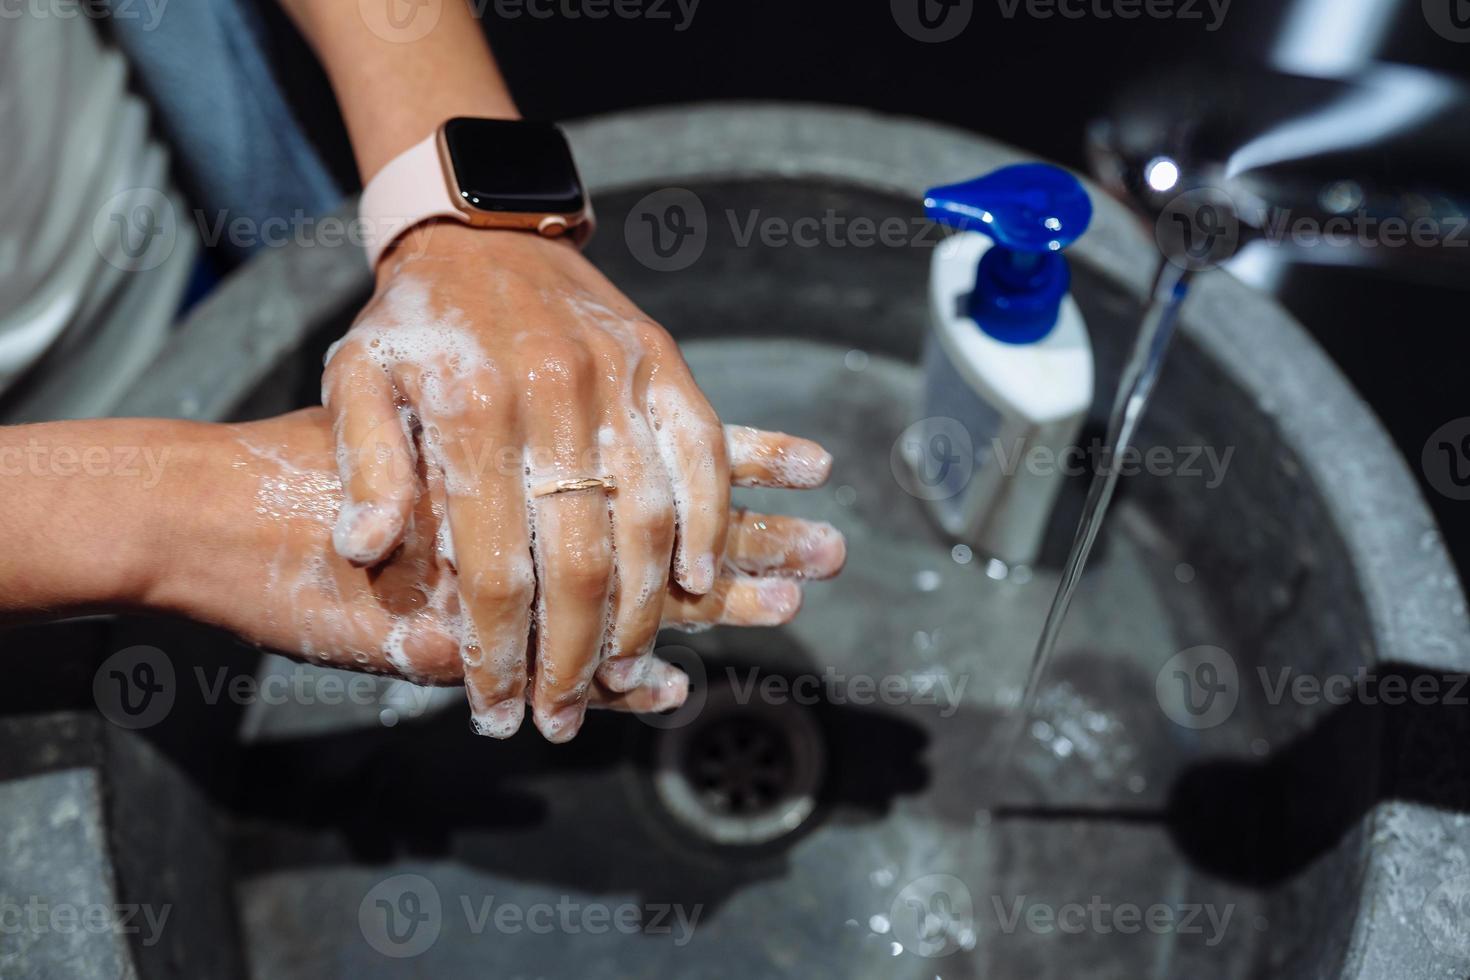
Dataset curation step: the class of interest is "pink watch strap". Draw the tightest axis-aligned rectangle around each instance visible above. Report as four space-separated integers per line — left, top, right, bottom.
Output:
357 131 464 270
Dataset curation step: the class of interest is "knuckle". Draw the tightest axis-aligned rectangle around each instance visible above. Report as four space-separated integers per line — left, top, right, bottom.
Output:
548 551 615 602
465 561 536 610
525 339 594 389
631 499 677 547
412 635 463 681
469 669 522 704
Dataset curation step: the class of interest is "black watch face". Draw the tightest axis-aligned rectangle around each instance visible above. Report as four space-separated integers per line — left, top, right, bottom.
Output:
442 118 585 214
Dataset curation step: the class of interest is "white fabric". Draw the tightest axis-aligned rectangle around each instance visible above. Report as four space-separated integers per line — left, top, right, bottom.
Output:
0 11 195 417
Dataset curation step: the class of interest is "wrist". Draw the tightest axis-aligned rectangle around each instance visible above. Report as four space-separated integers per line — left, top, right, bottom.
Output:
135 421 276 626
123 422 223 616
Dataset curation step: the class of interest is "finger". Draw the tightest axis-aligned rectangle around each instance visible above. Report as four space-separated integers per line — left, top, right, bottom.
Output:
588 658 689 714
725 425 833 489
660 574 803 629
323 340 417 567
725 510 847 580
596 377 677 694
526 348 616 743
424 379 537 740
649 376 729 595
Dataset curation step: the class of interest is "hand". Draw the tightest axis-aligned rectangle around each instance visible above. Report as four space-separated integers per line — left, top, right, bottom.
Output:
156 409 845 732
321 225 838 739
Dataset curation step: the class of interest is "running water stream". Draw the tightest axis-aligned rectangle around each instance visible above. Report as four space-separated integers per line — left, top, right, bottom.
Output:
995 260 1196 784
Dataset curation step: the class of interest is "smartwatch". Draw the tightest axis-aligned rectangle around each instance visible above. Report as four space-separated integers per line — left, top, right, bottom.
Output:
358 117 594 269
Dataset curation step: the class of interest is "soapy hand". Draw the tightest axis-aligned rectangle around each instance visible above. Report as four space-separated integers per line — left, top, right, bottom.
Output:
173 409 845 725
322 227 839 738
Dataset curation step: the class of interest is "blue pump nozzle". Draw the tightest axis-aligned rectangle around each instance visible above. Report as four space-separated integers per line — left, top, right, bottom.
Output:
924 163 1093 344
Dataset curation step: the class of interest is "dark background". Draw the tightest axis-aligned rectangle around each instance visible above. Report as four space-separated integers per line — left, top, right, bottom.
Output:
277 0 1469 574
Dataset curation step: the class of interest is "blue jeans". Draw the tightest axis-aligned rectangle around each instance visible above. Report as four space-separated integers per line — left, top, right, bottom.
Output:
105 0 345 263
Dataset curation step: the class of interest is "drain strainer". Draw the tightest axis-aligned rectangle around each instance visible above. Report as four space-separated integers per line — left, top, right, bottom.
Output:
652 681 826 846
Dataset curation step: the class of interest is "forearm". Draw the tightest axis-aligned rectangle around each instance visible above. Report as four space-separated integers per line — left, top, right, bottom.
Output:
278 0 520 181
0 420 209 622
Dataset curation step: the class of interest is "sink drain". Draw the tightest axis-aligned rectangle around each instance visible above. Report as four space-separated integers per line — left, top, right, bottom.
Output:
652 681 826 847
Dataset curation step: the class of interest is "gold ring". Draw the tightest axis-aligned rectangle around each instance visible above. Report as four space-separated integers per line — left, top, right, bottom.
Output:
532 476 618 498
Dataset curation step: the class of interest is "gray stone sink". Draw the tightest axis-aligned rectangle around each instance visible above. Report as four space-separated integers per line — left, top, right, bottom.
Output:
4 104 1468 979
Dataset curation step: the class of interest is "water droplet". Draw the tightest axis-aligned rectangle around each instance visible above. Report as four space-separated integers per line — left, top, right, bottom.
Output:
844 349 870 372
915 570 942 592
379 708 399 727
835 485 858 506
985 558 1009 581
1175 562 1196 583
869 914 891 934
951 544 973 565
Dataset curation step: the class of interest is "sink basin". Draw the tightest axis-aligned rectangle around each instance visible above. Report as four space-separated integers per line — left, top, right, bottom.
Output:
4 104 1468 980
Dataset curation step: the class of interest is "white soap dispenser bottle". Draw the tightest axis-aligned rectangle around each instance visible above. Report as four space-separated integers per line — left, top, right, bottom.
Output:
911 163 1095 566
